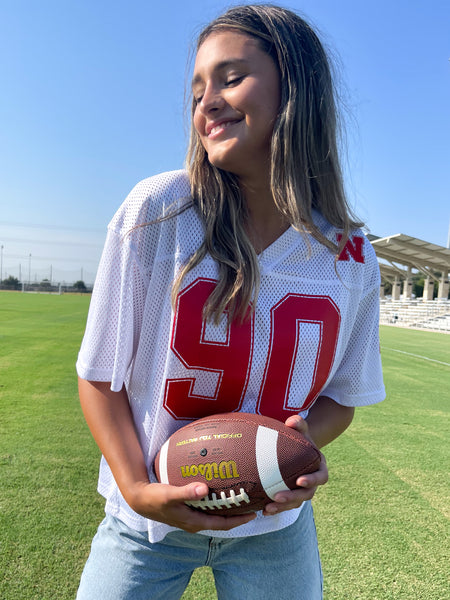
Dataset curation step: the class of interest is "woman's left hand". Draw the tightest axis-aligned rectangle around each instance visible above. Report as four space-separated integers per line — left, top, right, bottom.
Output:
262 415 328 516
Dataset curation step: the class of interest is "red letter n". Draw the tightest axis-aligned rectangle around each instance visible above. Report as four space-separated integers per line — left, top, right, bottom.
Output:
337 235 365 263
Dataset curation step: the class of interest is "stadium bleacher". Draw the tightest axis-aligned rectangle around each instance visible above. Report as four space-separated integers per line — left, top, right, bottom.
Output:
369 233 450 333
379 298 450 332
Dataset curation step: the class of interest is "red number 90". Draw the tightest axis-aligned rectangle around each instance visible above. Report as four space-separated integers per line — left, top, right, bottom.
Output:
164 279 340 421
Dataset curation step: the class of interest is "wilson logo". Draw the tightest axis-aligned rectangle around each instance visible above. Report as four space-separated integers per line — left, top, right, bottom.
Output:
181 460 239 481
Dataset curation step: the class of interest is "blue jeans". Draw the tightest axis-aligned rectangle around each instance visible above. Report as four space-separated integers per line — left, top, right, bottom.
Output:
76 501 322 600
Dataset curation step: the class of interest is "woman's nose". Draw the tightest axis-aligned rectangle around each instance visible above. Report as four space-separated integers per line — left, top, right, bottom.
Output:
199 82 225 113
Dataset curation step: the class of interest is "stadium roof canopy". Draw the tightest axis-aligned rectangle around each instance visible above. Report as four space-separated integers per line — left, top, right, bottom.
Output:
369 233 450 278
377 262 407 282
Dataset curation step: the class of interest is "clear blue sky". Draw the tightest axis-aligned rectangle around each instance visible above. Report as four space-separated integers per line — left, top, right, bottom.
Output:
1 0 449 284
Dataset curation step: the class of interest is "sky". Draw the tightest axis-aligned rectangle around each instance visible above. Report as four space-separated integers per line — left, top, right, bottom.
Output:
1 0 449 285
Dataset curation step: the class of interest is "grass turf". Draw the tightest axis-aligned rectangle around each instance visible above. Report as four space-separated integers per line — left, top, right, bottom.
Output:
0 292 104 599
315 326 449 599
0 293 448 599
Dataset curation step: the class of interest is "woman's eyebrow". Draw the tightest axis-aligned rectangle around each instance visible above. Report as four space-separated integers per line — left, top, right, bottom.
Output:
191 58 248 87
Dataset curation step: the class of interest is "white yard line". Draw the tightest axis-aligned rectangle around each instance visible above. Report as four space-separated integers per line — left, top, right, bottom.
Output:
381 346 450 367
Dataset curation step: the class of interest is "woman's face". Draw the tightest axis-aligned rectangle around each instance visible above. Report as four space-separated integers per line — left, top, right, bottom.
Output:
192 30 280 181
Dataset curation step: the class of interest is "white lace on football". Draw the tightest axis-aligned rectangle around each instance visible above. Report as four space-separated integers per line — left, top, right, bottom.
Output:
186 488 250 511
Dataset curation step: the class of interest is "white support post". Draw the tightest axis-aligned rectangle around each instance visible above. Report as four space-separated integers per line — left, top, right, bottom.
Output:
437 271 449 301
423 277 435 301
392 277 401 300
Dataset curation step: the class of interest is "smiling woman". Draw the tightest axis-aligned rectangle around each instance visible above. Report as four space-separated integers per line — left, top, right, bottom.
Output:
192 32 280 182
75 5 385 600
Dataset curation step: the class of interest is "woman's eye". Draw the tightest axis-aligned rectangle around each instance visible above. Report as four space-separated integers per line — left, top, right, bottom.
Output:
193 92 204 104
225 75 243 87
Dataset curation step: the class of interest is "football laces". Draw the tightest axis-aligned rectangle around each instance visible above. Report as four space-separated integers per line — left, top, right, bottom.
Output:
186 488 250 511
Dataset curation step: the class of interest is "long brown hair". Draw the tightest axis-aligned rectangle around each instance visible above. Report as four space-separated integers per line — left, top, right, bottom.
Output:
175 4 362 323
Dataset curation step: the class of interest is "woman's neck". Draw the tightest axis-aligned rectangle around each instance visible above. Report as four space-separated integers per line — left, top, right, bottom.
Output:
240 178 290 254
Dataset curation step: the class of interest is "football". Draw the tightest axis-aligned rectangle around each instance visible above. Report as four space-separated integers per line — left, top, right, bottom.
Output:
154 412 321 515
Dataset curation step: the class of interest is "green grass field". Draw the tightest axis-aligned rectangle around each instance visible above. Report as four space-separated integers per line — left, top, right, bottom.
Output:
0 292 448 599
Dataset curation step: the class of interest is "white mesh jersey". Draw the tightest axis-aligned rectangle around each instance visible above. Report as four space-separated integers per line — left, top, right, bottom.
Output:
77 170 385 543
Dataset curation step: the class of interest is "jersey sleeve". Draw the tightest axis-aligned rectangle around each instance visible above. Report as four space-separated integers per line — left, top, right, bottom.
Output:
320 241 386 407
76 227 148 391
76 170 190 392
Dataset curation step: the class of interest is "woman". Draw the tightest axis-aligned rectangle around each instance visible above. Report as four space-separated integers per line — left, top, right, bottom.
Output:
76 5 385 599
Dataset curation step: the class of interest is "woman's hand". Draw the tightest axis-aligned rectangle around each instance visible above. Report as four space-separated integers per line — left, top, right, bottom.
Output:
126 480 256 533
78 379 256 534
262 414 328 516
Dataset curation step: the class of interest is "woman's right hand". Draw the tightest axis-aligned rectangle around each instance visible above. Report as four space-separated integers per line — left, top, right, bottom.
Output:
78 379 256 533
126 480 256 533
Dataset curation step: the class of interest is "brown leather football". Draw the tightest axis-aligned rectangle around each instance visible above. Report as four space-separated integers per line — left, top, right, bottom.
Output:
154 412 321 515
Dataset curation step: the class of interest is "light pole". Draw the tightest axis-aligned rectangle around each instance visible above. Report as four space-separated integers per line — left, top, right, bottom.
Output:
1 245 3 283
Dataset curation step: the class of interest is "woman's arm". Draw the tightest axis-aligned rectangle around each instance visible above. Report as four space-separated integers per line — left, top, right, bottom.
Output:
263 395 354 516
303 395 355 449
78 378 256 532
78 379 150 495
